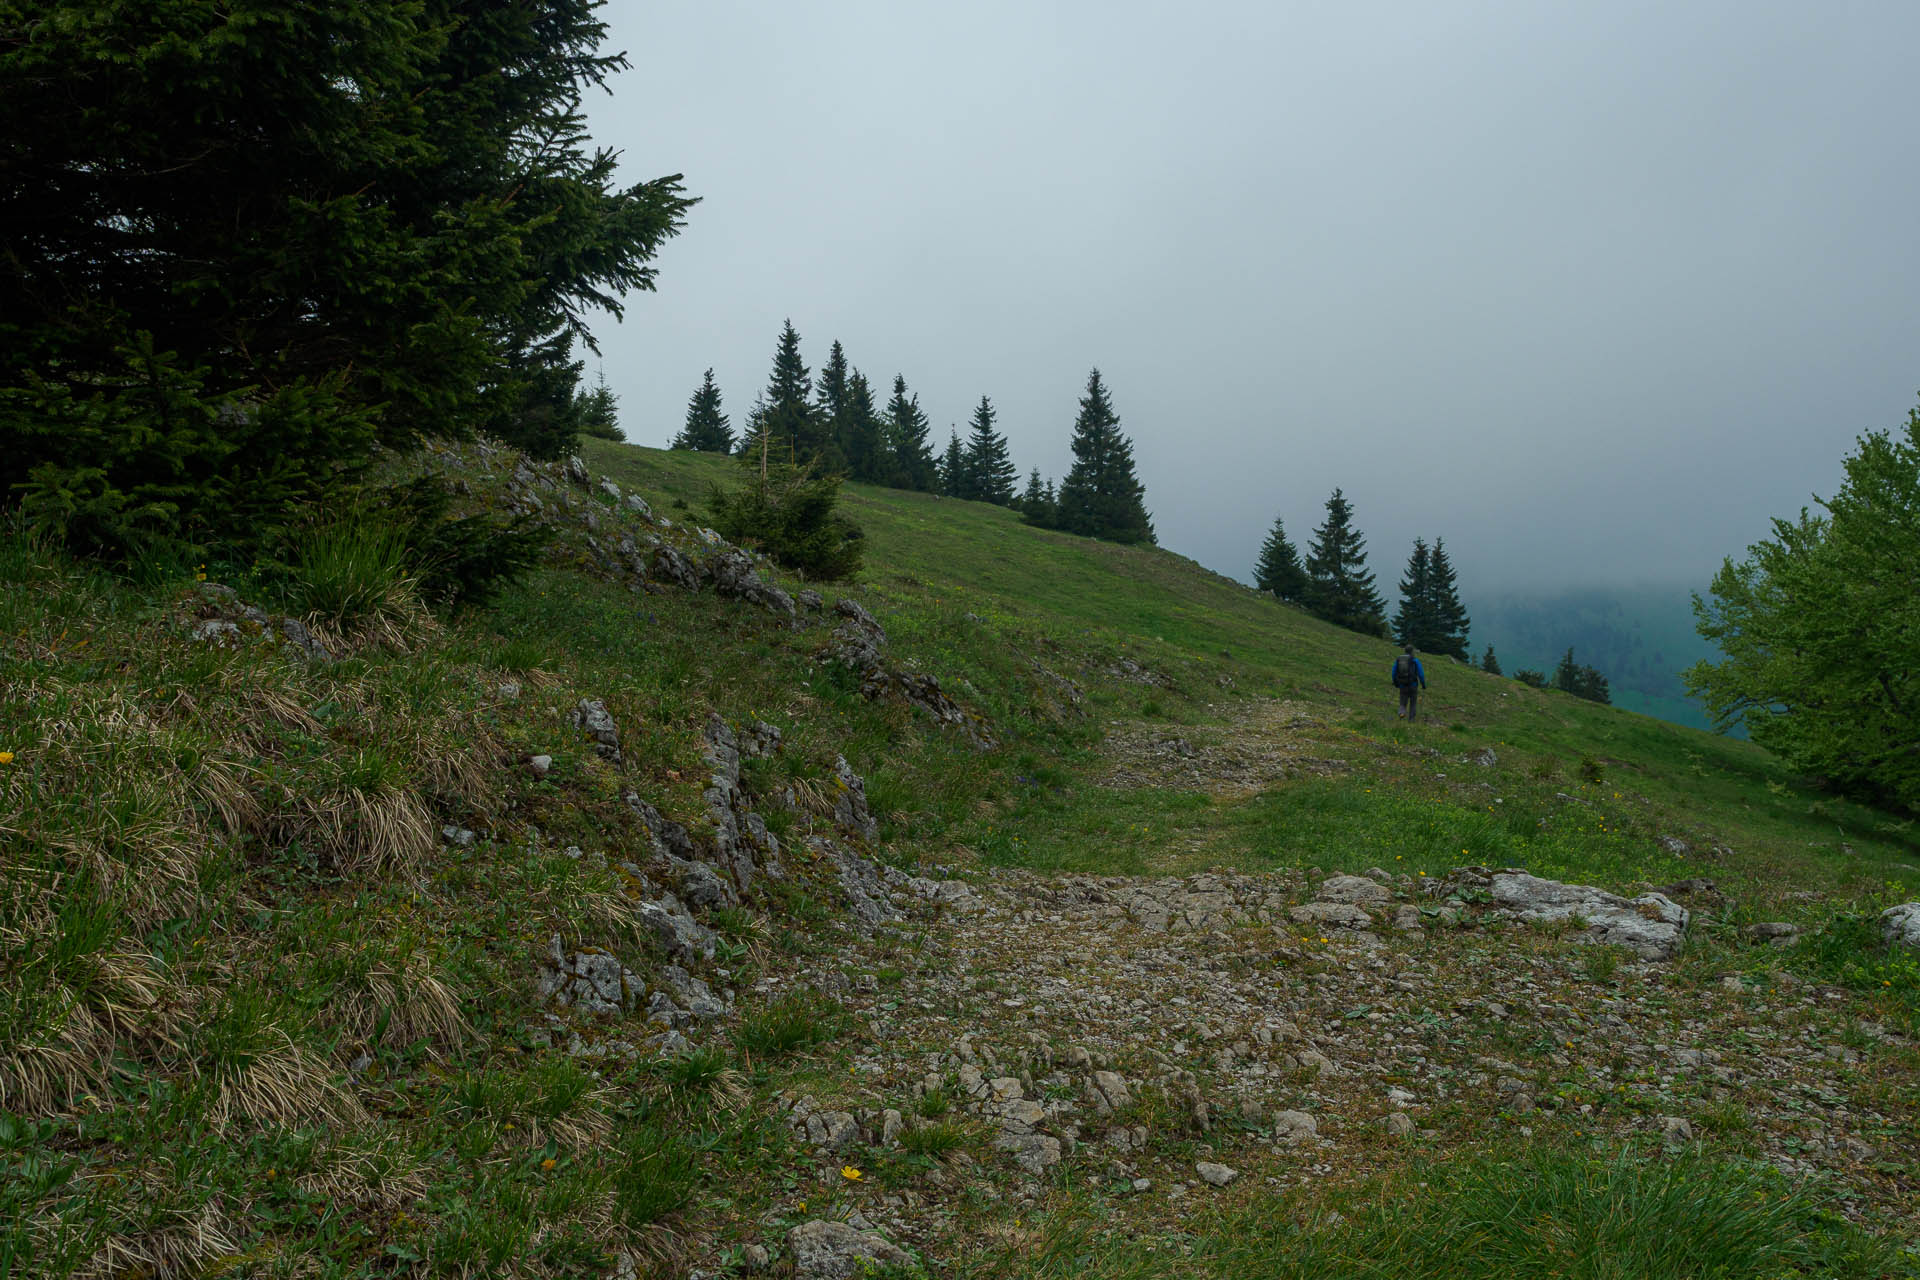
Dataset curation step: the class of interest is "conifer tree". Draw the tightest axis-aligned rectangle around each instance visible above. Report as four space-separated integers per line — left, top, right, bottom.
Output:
1423 538 1472 659
1480 644 1502 676
1020 469 1059 528
1055 369 1155 544
576 371 622 441
1554 647 1581 694
964 396 1018 505
810 339 852 474
673 368 733 452
1393 538 1435 648
740 321 818 470
939 431 967 498
882 374 939 491
841 370 886 483
1304 488 1387 636
1254 514 1308 602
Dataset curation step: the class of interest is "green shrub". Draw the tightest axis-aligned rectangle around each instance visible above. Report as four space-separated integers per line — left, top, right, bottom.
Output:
708 464 863 581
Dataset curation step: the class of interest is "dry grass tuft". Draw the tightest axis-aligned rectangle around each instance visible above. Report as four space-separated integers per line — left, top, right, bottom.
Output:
79 1197 243 1280
199 1030 367 1133
321 958 467 1057
295 1143 430 1213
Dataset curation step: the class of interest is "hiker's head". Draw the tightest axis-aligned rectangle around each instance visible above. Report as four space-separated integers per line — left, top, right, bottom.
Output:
1404 645 1414 656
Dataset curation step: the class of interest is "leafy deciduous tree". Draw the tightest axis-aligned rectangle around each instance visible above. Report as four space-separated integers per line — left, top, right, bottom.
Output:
1686 405 1920 810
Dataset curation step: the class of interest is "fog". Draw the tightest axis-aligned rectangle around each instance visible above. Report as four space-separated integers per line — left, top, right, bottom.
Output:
583 0 1920 594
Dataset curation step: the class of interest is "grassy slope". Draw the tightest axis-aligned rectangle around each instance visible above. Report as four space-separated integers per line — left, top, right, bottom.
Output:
3 435 1914 1277
592 439 1917 908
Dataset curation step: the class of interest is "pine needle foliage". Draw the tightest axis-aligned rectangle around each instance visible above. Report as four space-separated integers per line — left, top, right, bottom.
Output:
1304 488 1386 637
673 369 734 453
1255 515 1308 602
1055 369 1154 545
0 0 694 560
963 396 1018 505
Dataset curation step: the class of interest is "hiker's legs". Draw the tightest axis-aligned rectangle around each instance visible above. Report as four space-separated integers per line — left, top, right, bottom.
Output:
1400 688 1418 722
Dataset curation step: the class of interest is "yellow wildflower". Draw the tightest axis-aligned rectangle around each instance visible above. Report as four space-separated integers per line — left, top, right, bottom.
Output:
0 752 13 765
541 1158 556 1171
841 1166 863 1181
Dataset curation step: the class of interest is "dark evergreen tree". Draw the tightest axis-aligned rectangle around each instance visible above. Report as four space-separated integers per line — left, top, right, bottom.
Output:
810 339 852 474
1424 538 1471 659
0 0 694 559
1554 647 1581 694
841 370 887 483
882 374 939 491
576 372 622 441
739 321 818 471
963 396 1018 505
672 368 733 452
1055 369 1155 544
1480 644 1502 676
1393 538 1435 648
1304 488 1387 636
1019 469 1059 528
939 431 967 498
1254 514 1308 602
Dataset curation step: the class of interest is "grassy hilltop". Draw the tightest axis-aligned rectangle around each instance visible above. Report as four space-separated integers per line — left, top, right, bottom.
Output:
3 436 1915 1277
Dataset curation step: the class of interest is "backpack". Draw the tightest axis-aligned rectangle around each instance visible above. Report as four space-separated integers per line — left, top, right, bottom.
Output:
1393 655 1417 688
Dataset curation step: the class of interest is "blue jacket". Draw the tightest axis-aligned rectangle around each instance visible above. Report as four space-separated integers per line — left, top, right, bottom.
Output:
1391 655 1426 688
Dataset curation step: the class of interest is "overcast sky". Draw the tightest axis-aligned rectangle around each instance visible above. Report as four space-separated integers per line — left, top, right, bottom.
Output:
583 0 1920 594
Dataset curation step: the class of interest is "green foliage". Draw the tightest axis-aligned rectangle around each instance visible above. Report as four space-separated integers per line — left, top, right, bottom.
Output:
0 0 693 560
1554 647 1613 705
674 368 735 452
1515 668 1547 688
1393 537 1434 648
1255 514 1308 602
1304 488 1387 637
735 993 847 1059
1687 404 1920 811
281 520 417 629
840 370 889 484
708 465 865 581
939 431 968 498
1480 644 1502 675
739 321 833 471
1019 469 1058 529
882 375 941 492
962 396 1018 505
1055 369 1155 545
574 373 623 442
1424 538 1471 658
610 1125 697 1229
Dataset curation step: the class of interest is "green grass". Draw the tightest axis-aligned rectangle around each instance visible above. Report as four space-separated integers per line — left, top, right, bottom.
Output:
1046 1143 1908 1279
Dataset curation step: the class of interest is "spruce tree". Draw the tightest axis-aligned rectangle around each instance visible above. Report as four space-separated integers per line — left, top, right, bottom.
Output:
576 372 622 441
1254 514 1308 602
1553 647 1582 694
1055 369 1155 545
1393 538 1435 648
964 396 1018 505
673 368 733 452
939 431 967 498
810 339 851 474
740 321 818 470
882 374 939 491
1423 538 1471 660
0 0 694 558
1480 644 1502 676
1304 488 1387 636
841 370 887 482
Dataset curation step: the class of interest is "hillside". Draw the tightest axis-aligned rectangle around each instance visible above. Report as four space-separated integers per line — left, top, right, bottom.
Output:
4 437 1916 1278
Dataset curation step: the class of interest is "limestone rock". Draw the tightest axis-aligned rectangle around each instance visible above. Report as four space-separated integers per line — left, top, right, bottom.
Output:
1289 902 1373 929
637 895 716 962
788 1220 913 1280
1471 870 1690 960
1272 1110 1318 1144
1195 1161 1238 1187
652 545 699 590
832 756 879 841
536 936 644 1018
1880 903 1920 951
569 699 623 762
1317 874 1391 906
1744 921 1801 948
1382 1112 1416 1137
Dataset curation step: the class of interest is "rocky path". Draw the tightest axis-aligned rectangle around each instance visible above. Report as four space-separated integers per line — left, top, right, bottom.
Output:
749 854 1917 1274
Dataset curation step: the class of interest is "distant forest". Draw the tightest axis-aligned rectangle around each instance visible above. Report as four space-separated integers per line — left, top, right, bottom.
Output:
1472 586 1729 733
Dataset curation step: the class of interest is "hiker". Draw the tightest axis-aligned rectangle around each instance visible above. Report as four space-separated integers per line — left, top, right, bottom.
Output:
1391 645 1427 721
